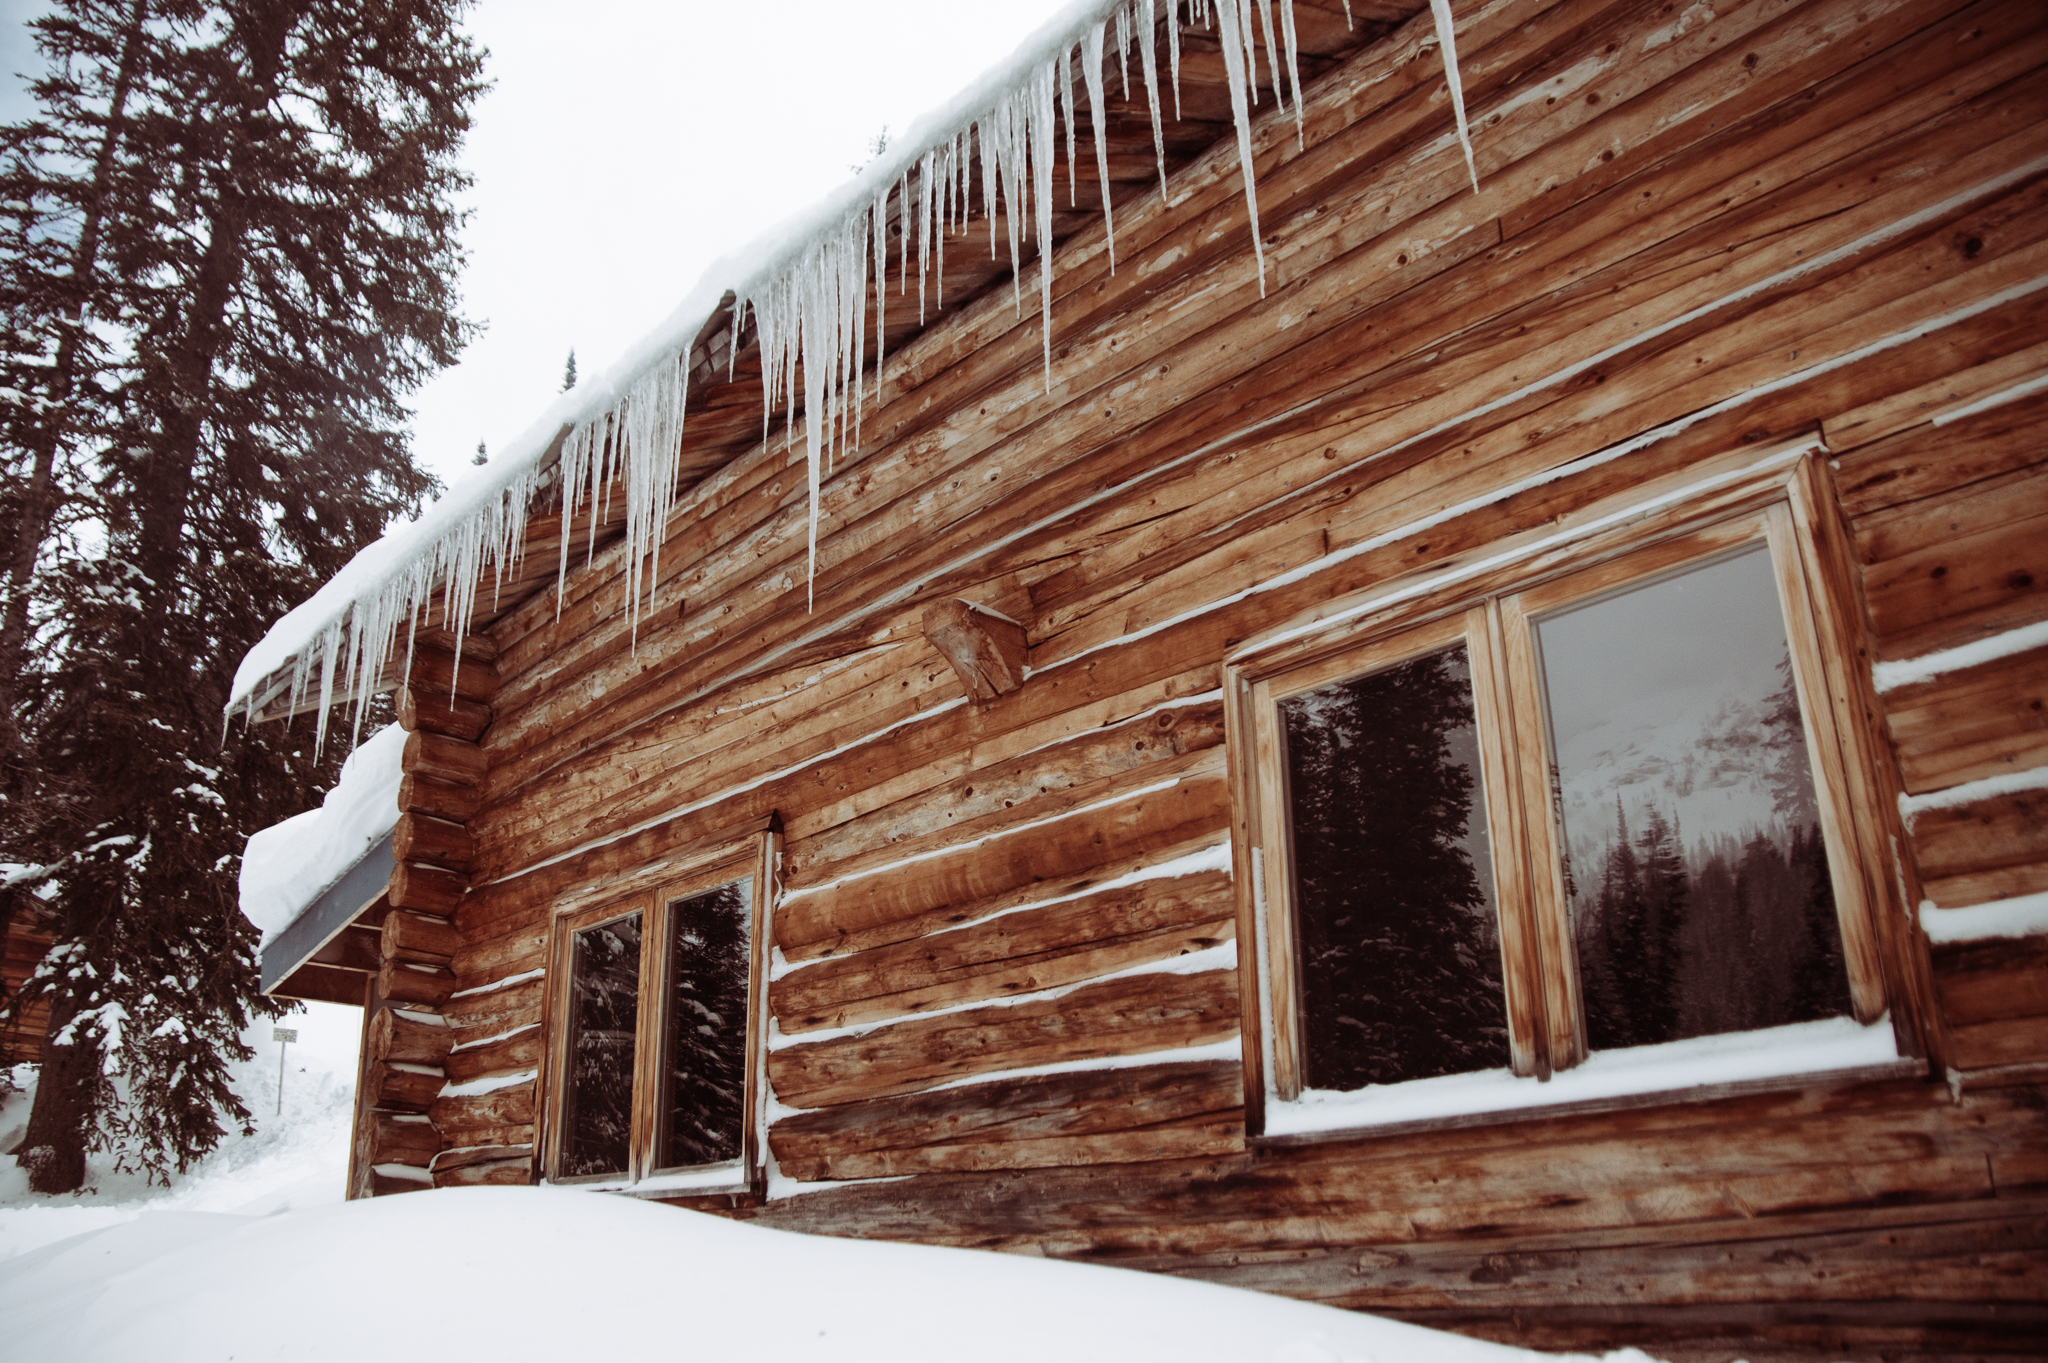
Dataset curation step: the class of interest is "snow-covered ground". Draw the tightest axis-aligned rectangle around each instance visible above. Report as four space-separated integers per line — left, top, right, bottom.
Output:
0 998 362 1259
1 1000 1661 1362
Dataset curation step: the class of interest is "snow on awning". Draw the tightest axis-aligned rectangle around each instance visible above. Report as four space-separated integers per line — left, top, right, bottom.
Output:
242 725 405 993
228 0 1475 751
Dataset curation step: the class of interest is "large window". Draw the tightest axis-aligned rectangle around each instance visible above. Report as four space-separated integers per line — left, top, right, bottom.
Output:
1232 460 1918 1138
543 828 773 1191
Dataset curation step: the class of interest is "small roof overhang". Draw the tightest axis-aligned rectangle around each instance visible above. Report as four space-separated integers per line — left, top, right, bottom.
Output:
260 831 395 1006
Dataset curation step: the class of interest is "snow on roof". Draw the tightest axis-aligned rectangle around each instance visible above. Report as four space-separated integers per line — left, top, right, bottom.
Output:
0 1184 1632 1363
228 0 1473 751
238 724 404 945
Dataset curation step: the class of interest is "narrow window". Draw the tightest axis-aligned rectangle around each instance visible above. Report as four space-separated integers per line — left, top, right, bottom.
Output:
660 877 752 1170
1281 643 1509 1089
1534 546 1852 1052
560 911 642 1178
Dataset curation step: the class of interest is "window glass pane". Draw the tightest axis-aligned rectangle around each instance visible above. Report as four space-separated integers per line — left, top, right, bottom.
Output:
1536 546 1852 1052
661 877 751 1169
561 912 641 1178
1281 643 1510 1090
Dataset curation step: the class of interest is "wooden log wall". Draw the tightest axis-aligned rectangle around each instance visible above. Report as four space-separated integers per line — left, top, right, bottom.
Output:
409 0 2048 1349
344 637 529 1197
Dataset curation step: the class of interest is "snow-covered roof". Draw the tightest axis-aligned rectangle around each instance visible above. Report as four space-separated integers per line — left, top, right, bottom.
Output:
228 0 1472 749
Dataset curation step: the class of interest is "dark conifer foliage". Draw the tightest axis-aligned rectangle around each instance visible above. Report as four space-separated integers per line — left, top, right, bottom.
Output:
0 0 484 1191
1282 646 1509 1091
562 914 642 1179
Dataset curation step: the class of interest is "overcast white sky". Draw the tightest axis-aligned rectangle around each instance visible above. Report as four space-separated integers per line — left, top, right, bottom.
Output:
1 0 1076 492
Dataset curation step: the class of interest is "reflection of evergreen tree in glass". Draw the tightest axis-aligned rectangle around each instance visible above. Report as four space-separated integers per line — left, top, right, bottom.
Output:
1284 649 1507 1090
663 884 750 1168
1583 801 1688 1049
564 916 642 1177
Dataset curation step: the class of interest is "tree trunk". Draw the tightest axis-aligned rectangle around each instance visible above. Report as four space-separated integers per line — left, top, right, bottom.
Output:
18 987 98 1194
0 0 151 800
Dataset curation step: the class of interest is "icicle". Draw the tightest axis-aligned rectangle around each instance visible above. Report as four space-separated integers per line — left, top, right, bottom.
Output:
872 189 888 401
1340 0 1352 29
1429 0 1481 193
1280 0 1305 150
1256 0 1285 114
1138 0 1168 197
1083 22 1116 272
1238 0 1260 106
1169 0 1183 118
917 151 934 324
1060 44 1078 206
1114 5 1132 99
1032 60 1057 394
1215 0 1266 294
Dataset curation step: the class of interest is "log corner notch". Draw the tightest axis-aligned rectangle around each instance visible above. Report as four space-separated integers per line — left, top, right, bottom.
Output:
921 598 1028 701
350 635 498 1198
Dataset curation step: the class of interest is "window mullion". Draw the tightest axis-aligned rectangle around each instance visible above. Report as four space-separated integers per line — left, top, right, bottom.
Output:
1467 601 1552 1080
630 891 667 1183
1495 591 1589 1073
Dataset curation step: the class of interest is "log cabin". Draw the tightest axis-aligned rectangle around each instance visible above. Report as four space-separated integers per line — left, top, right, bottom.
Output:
236 0 2048 1354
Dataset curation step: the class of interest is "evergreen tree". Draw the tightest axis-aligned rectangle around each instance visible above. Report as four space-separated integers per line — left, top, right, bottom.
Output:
1582 800 1688 1049
473 438 487 465
1 0 484 1192
560 347 576 391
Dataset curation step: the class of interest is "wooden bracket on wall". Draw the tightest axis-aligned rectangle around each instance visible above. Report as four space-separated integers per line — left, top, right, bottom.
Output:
921 598 1028 701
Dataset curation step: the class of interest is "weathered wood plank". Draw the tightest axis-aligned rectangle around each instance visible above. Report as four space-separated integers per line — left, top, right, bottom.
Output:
1912 789 2048 891
1932 935 2048 1027
775 767 1229 959
768 967 1240 1109
772 869 1234 1033
1881 643 2048 794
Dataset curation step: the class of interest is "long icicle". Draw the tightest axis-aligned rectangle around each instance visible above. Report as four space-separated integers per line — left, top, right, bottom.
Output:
1429 0 1481 193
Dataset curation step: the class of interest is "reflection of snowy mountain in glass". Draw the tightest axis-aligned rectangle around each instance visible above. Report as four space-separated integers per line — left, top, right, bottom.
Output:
1282 644 1510 1091
1537 547 1851 1051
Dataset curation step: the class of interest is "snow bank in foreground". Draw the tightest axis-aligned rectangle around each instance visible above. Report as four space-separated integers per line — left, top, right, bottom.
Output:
239 724 404 944
0 1184 1649 1363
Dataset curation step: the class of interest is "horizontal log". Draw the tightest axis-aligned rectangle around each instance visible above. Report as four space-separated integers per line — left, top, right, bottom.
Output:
431 1142 533 1174
1834 388 2048 519
380 910 460 964
397 684 493 742
366 1005 451 1067
388 861 467 916
368 1165 432 1197
402 730 489 787
398 773 486 823
445 1026 543 1086
1374 1300 2048 1354
1932 935 2048 1028
776 770 1229 959
393 813 473 873
450 921 547 987
365 1112 439 1168
768 967 1239 1109
433 1155 531 1189
430 1080 535 1133
405 645 500 704
1881 642 2048 794
1912 789 2048 886
442 975 544 1042
1949 1015 2048 1072
376 959 456 1007
431 1121 535 1153
772 869 1235 1033
1922 860 2048 911
770 1059 1244 1181
1862 508 2048 661
781 700 1226 885
363 1060 443 1113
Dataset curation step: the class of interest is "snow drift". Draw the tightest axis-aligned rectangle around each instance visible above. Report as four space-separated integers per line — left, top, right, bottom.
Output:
0 1184 1647 1363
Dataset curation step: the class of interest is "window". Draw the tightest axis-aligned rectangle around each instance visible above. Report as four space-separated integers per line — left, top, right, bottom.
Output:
542 826 775 1192
1230 453 1919 1139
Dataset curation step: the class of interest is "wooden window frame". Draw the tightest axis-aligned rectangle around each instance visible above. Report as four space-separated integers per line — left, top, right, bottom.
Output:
539 822 777 1193
1225 444 1932 1141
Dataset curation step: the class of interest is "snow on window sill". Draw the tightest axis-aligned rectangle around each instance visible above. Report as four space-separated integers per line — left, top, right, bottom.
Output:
544 1161 749 1198
1256 1015 1914 1145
